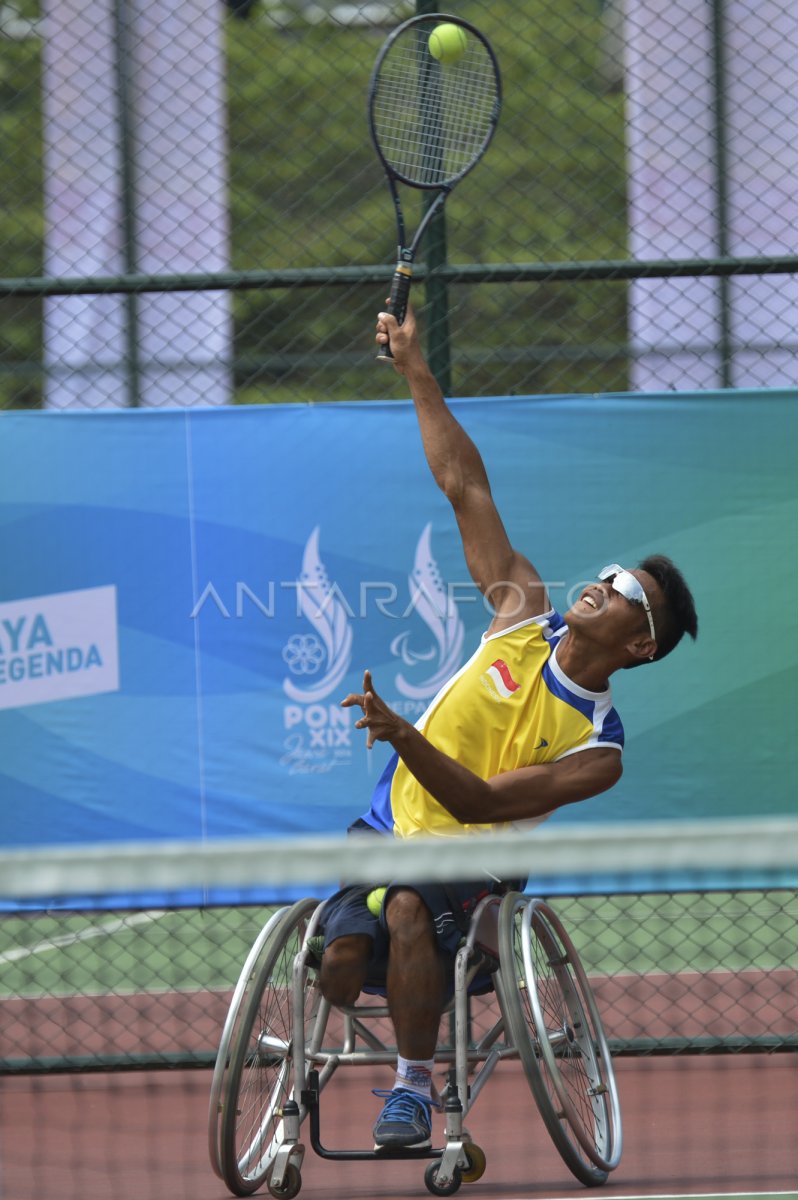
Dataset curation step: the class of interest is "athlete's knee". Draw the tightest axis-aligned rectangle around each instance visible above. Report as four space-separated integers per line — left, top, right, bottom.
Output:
383 887 434 947
319 933 371 1007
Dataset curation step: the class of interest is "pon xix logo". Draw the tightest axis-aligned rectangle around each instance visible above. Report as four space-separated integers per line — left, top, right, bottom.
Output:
0 586 120 711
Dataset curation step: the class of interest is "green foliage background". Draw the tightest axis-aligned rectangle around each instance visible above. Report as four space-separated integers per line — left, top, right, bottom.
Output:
0 0 629 408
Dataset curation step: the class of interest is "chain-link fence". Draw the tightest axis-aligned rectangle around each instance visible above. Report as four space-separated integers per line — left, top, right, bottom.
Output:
4 0 798 409
3 890 796 1073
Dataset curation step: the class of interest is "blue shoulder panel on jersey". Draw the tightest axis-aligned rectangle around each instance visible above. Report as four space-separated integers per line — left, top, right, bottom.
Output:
358 751 399 833
597 706 625 747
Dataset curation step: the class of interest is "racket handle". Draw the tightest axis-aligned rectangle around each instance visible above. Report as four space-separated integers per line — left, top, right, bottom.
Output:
377 265 413 361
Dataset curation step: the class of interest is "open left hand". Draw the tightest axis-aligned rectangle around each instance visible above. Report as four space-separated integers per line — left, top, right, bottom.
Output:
340 670 404 750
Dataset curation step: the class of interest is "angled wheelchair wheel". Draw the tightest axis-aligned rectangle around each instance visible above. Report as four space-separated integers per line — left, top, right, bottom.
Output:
209 905 296 1179
497 894 622 1186
210 898 320 1196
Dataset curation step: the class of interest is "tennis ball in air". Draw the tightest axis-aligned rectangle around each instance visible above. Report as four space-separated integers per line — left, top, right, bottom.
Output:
366 887 387 917
428 22 468 65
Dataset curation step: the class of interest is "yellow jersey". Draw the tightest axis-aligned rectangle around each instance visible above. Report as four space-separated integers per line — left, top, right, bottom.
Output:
360 610 623 838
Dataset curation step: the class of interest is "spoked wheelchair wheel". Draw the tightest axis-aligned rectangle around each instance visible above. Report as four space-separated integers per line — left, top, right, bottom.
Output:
208 898 320 1196
497 894 622 1186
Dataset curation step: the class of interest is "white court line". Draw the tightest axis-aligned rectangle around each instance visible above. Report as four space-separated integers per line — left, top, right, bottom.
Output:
7 984 233 1001
501 1194 798 1200
0 910 167 965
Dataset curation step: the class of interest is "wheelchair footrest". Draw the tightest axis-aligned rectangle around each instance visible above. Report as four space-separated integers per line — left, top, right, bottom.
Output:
305 1068 443 1162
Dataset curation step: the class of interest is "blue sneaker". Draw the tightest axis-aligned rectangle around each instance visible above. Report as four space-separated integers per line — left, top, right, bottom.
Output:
372 1087 433 1150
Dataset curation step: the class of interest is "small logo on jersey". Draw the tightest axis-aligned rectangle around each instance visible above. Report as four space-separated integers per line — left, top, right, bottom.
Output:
483 658 520 700
534 737 549 750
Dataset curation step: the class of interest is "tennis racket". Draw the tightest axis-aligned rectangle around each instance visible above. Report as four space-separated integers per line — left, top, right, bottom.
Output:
367 13 502 360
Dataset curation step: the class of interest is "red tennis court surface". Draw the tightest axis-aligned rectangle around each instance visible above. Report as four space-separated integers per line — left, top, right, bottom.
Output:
3 967 797 1061
2 1055 795 1200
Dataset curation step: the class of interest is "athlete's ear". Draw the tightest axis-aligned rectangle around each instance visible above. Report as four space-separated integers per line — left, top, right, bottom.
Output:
626 634 656 664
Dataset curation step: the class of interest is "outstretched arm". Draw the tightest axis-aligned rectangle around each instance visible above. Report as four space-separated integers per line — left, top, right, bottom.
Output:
377 308 548 632
342 671 621 824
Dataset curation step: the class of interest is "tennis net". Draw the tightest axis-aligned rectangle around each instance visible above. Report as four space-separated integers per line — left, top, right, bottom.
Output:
1 819 796 1199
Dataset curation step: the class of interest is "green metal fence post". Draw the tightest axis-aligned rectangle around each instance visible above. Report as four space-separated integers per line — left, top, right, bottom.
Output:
424 197 452 396
417 0 452 396
113 0 142 408
711 0 733 390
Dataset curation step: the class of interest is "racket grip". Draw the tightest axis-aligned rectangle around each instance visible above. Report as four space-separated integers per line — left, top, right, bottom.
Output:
377 265 412 361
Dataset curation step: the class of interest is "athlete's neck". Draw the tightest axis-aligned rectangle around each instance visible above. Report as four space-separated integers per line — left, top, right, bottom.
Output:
554 632 612 694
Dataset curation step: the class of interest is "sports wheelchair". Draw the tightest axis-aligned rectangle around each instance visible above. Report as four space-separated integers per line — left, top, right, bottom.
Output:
208 891 622 1197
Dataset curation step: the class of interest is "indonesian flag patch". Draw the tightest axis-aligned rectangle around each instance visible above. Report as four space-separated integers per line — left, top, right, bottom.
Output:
484 658 520 699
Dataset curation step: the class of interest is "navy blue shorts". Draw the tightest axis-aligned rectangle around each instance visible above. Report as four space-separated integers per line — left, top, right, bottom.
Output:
320 878 503 980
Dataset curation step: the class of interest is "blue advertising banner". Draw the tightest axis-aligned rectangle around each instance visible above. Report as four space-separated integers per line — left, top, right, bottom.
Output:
1 392 795 881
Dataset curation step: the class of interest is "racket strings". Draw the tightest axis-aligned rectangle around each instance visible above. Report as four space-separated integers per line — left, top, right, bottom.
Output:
372 35 499 186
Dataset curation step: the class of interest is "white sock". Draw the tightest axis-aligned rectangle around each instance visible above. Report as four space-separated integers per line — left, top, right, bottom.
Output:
395 1056 434 1100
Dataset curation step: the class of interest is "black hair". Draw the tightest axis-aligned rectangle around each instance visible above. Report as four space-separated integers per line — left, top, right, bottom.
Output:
635 554 698 664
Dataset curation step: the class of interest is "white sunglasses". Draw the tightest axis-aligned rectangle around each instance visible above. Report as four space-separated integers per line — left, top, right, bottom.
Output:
598 564 656 643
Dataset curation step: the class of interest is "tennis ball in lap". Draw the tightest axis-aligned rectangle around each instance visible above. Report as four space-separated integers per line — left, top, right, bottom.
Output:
429 23 468 65
366 886 387 917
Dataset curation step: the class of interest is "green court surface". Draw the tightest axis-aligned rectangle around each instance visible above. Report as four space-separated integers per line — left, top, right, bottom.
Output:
0 905 276 997
0 890 790 999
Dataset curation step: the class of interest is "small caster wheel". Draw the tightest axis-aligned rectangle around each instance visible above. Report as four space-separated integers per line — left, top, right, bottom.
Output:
269 1162 302 1199
462 1142 487 1183
424 1160 462 1196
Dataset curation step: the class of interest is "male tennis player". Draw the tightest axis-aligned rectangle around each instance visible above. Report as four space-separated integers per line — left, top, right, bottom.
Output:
318 306 698 1152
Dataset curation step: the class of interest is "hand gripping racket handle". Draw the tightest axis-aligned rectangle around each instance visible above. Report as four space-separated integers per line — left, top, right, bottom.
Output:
376 264 413 361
